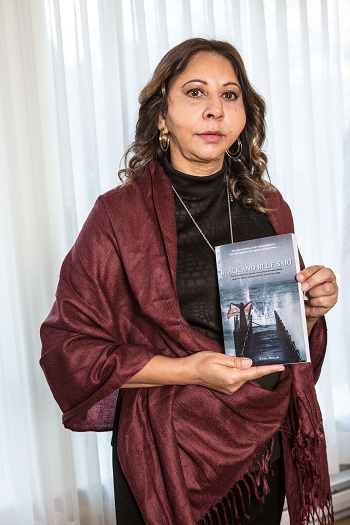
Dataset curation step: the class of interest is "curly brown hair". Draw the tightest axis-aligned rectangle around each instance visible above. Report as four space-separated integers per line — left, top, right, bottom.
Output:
119 38 273 213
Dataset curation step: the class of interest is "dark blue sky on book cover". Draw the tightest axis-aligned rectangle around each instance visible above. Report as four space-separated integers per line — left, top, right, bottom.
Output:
215 234 310 365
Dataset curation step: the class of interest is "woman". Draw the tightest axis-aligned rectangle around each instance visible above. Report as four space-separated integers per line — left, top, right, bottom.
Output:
40 38 338 525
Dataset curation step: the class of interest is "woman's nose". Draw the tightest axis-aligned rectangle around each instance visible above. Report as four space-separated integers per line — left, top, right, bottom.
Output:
203 95 224 119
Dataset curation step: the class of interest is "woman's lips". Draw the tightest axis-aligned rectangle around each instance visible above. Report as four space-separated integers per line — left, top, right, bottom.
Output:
198 131 224 143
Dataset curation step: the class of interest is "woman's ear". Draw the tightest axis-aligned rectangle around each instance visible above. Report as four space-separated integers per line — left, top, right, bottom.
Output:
157 113 168 132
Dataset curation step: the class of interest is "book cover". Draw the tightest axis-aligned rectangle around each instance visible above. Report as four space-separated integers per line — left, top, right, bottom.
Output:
215 234 310 365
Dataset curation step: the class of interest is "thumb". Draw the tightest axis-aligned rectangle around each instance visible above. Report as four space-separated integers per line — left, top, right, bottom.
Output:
228 356 253 369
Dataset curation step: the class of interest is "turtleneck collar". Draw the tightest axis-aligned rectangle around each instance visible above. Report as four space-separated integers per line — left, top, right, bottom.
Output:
163 157 226 198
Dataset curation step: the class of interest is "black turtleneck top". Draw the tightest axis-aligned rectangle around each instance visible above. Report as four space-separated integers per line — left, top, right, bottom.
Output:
164 159 276 346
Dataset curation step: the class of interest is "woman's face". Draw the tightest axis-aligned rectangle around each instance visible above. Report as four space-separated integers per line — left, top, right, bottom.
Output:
158 52 246 176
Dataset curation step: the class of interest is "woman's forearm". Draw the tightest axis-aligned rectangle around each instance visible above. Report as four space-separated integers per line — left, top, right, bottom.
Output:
120 355 190 388
120 352 285 394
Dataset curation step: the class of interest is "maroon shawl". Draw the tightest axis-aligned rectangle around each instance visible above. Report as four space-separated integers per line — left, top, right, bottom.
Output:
40 160 333 524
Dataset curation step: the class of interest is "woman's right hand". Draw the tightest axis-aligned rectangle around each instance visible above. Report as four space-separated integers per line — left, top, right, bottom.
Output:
121 352 284 394
183 351 284 394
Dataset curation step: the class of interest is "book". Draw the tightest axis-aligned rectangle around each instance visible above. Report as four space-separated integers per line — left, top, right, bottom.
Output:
215 234 310 365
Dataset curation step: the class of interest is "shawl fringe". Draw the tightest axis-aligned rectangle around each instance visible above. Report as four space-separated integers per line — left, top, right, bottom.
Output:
198 441 274 525
282 389 334 525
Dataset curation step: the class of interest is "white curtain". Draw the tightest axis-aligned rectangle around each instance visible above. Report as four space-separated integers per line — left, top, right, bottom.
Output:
0 0 349 523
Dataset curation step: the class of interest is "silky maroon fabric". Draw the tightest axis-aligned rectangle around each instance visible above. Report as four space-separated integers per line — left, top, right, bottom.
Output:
40 160 332 524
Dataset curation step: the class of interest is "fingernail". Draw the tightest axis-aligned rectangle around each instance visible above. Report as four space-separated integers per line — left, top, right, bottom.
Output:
242 358 252 366
301 283 309 291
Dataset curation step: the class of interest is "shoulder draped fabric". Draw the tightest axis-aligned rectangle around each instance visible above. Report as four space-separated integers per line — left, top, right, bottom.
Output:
40 160 333 525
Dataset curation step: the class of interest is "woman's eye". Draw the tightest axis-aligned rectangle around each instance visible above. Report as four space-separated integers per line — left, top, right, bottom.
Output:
223 91 237 100
187 88 202 97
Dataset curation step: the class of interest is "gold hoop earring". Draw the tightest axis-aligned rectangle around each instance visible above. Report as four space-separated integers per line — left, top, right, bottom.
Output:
161 83 166 99
159 129 170 152
226 138 242 159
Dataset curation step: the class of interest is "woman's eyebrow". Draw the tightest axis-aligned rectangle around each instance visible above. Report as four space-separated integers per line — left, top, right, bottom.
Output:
181 79 241 89
223 81 241 89
181 79 206 87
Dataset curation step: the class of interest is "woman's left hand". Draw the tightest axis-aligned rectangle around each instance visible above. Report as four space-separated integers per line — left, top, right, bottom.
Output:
296 265 338 334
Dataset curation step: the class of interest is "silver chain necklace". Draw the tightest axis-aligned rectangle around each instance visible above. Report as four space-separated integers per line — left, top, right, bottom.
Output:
172 176 233 254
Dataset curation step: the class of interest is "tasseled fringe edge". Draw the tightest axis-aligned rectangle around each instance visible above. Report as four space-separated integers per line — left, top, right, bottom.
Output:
318 501 334 525
282 389 335 525
286 497 334 525
197 440 274 525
